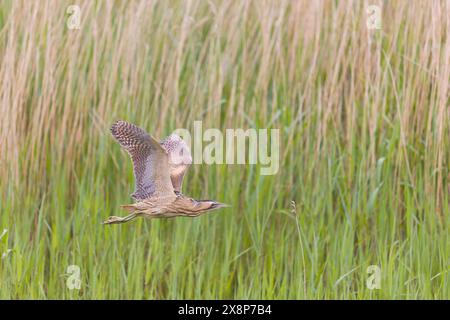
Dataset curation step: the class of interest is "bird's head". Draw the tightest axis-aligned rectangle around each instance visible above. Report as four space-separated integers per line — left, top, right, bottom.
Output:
196 200 230 211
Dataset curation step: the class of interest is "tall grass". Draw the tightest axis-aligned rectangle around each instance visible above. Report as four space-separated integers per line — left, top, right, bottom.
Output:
0 0 449 299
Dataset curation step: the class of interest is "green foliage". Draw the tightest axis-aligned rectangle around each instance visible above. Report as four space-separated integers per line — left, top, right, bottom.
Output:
0 0 448 299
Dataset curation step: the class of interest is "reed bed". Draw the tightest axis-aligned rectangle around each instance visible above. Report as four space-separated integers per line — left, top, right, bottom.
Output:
0 0 448 298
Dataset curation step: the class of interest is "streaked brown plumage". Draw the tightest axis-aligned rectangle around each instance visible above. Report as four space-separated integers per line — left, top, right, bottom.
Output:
103 120 228 224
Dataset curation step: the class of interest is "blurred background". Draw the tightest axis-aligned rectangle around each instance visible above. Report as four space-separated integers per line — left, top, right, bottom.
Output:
0 0 448 298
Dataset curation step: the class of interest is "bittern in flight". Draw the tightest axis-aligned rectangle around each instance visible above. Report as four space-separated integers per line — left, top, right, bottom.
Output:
103 120 227 224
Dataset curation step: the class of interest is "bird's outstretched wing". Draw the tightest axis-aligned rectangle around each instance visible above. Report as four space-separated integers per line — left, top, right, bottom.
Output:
161 134 193 193
111 120 175 200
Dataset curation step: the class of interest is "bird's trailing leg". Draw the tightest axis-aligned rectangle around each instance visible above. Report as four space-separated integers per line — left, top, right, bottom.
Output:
103 212 139 225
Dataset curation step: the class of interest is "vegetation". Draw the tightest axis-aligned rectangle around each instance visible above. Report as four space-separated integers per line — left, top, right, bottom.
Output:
0 0 448 299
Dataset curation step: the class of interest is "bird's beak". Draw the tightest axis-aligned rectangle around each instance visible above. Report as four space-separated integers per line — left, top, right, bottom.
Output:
210 202 230 209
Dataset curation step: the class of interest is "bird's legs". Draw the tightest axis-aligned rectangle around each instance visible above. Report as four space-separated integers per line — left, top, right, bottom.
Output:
103 212 139 225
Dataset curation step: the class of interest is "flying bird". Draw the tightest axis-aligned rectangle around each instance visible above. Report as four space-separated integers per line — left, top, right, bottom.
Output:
104 120 228 224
